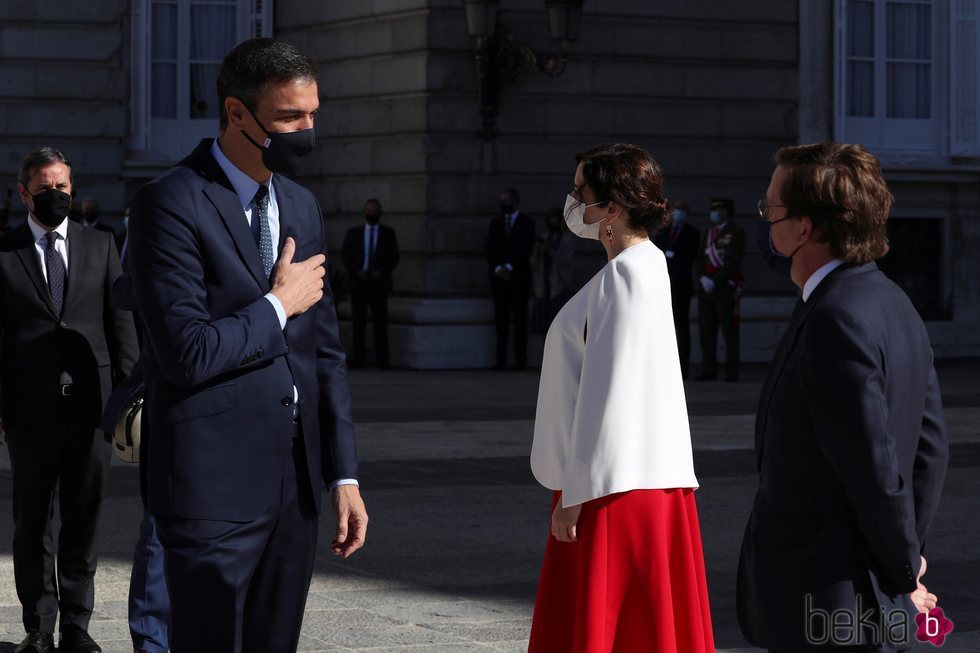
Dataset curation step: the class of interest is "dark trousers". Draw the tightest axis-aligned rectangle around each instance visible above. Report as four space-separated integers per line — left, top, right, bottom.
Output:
491 278 529 368
6 415 109 633
157 431 318 653
698 285 740 377
671 285 693 377
129 511 169 653
350 280 390 367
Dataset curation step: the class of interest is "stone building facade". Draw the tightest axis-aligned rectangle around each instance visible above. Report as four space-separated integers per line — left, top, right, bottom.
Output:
2 0 977 367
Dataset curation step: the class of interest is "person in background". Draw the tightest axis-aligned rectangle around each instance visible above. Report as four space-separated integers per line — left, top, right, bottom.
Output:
79 196 121 251
653 198 700 379
696 197 745 382
341 198 400 369
485 188 536 370
530 207 576 335
1 147 138 653
529 143 714 652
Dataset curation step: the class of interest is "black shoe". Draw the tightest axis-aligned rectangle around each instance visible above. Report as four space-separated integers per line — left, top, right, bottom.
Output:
59 625 102 653
14 632 54 653
694 371 716 381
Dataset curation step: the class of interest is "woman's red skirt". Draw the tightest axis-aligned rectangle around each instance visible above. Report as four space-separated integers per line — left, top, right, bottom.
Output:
528 489 715 653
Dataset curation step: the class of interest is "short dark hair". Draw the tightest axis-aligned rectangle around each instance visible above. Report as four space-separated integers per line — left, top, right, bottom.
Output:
774 142 891 264
19 147 72 188
217 38 319 129
501 188 520 206
576 143 671 233
364 198 382 211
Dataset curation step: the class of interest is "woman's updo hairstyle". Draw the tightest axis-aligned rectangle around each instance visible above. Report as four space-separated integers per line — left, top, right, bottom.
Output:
576 143 671 233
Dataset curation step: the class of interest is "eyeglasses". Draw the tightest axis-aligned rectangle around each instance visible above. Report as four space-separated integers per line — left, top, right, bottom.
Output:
757 199 789 220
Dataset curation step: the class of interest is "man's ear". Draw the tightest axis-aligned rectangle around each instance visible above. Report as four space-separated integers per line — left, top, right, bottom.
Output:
797 215 818 244
16 183 30 207
225 97 249 129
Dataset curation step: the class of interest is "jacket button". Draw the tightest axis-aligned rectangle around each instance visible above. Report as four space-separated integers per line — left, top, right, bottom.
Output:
60 321 67 328
281 396 293 407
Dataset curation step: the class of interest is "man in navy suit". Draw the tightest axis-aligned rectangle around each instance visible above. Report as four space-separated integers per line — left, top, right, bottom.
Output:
485 188 536 370
341 199 400 368
738 143 949 652
128 38 368 652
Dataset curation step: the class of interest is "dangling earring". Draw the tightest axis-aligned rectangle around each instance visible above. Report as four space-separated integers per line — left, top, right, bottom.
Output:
605 225 614 242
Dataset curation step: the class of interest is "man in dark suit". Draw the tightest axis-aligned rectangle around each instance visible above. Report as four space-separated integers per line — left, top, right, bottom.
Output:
737 143 949 652
653 198 700 379
696 197 745 382
128 38 368 652
0 147 138 653
341 198 400 368
485 188 536 370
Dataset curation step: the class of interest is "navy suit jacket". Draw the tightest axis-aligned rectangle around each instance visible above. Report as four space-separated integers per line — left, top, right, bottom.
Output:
737 262 949 648
128 139 357 522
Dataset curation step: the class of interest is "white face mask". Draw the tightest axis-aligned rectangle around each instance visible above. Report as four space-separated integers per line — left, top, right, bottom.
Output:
563 194 605 240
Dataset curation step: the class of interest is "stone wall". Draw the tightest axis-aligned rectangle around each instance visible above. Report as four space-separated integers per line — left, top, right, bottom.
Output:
283 0 804 367
0 0 129 221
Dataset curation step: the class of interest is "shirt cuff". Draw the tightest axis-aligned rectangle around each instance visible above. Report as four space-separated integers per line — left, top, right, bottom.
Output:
264 293 287 329
329 478 359 491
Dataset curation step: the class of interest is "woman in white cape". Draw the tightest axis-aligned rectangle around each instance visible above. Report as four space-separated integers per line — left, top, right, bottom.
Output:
528 144 715 653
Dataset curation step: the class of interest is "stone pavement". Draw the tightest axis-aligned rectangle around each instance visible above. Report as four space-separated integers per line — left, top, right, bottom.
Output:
1 360 978 652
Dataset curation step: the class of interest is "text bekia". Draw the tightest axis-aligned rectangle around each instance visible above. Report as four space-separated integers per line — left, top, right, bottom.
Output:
804 594 910 646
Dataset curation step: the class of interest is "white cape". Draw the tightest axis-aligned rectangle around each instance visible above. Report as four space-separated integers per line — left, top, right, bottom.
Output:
530 240 699 507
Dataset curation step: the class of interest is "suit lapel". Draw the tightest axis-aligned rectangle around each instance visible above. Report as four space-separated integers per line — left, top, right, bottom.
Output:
63 220 87 315
354 225 365 266
205 181 269 292
184 140 270 292
274 176 299 253
12 223 58 317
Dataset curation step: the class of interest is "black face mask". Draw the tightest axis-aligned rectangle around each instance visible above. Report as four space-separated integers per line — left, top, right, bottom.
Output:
239 104 315 177
31 189 71 229
500 203 514 216
756 217 797 279
365 214 381 225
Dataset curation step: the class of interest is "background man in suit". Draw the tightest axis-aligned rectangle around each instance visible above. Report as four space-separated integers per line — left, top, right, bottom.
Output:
653 198 700 379
341 198 400 368
737 143 949 652
0 147 138 653
128 38 368 652
696 197 745 382
485 188 535 370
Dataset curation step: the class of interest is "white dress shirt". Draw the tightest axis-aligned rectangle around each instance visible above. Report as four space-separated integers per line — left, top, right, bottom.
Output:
210 140 357 490
362 224 378 271
531 240 699 507
28 216 70 282
803 259 845 302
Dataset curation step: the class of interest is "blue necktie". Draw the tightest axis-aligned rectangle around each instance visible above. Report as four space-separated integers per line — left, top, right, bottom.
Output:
44 231 66 315
252 185 273 279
